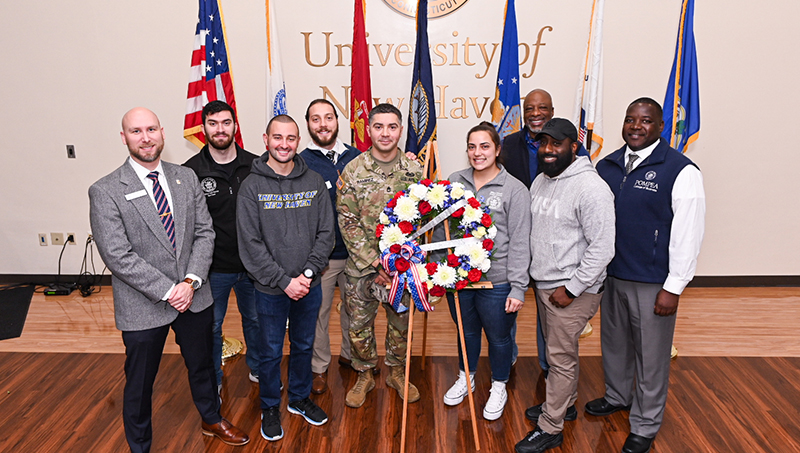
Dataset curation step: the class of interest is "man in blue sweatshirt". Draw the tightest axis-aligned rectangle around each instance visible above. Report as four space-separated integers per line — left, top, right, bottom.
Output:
300 99 362 395
237 115 335 442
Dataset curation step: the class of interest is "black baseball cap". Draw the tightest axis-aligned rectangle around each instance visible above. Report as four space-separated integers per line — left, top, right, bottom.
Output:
535 118 578 142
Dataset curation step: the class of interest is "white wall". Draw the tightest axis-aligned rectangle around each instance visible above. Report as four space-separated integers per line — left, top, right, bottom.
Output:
1 0 798 276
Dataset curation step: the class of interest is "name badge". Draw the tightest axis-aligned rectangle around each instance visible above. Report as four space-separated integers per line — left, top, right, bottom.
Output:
325 180 332 189
125 190 147 201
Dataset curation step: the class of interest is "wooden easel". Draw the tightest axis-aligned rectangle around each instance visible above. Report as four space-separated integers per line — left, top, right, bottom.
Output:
400 219 481 453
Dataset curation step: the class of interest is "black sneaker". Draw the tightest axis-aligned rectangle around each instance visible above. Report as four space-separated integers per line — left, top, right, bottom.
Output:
524 403 577 423
260 406 283 441
515 427 563 453
288 397 328 426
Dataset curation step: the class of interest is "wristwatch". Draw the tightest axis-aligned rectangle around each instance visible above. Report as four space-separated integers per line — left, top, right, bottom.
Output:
183 277 201 291
303 268 315 279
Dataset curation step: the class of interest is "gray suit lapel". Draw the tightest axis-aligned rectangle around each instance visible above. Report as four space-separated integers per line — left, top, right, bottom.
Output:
120 163 175 255
163 164 187 257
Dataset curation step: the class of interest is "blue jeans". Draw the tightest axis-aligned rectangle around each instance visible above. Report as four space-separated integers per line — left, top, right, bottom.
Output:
446 283 516 382
208 272 260 385
537 308 550 372
255 284 322 409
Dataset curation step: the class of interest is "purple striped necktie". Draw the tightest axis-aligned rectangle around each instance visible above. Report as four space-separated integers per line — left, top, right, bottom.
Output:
146 171 176 250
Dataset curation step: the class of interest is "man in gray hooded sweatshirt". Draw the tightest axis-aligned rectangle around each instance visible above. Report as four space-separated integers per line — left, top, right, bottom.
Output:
237 115 335 442
516 118 615 453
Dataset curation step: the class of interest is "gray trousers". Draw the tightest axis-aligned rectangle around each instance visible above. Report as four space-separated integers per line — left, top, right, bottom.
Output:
600 277 676 438
311 258 351 374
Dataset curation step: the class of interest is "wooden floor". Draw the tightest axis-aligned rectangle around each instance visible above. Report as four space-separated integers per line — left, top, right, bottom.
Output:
1 287 800 452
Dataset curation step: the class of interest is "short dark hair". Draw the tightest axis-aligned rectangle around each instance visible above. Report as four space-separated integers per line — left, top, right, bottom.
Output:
467 122 501 150
265 114 299 135
628 97 663 120
466 122 503 167
368 103 402 125
304 99 338 121
202 100 236 124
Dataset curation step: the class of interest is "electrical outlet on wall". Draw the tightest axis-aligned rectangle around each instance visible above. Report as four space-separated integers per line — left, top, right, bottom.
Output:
67 233 76 245
66 145 76 158
51 232 64 246
38 233 48 246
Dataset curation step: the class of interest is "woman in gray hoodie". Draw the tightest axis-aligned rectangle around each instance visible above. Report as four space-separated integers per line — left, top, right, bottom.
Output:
441 122 532 420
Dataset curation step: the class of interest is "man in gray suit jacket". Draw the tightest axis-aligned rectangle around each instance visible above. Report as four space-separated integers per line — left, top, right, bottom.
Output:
89 107 249 452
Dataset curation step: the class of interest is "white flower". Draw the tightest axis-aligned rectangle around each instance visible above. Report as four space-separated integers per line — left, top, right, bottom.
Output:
408 183 429 201
394 196 419 221
426 184 447 208
426 280 435 290
486 225 498 239
450 184 465 199
457 242 488 267
472 226 486 238
464 190 475 200
432 266 457 287
414 263 429 281
379 212 390 225
379 225 407 251
462 206 483 224
478 259 491 272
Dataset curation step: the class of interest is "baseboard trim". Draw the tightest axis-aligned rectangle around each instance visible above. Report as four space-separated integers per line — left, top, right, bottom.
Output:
2 274 798 288
0 274 112 287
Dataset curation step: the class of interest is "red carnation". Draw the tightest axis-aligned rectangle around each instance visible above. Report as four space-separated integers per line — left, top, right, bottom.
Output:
390 244 402 254
421 179 433 186
437 180 451 185
447 254 460 267
452 207 464 218
483 239 494 251
398 221 414 234
395 257 410 273
419 201 432 215
376 224 384 238
455 280 469 290
464 232 472 238
481 213 492 227
468 197 481 209
387 198 397 208
425 262 438 275
430 285 446 297
395 190 405 199
468 268 482 282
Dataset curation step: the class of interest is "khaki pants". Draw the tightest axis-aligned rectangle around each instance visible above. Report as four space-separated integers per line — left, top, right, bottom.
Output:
311 259 351 374
536 286 602 434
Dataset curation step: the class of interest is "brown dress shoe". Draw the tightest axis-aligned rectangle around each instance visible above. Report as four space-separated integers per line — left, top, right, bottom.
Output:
201 418 250 446
312 372 328 394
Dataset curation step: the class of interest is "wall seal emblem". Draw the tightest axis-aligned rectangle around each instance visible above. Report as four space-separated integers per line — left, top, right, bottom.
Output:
382 0 471 19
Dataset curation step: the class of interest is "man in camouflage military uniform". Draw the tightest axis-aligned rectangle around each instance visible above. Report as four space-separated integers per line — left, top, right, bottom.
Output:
336 103 423 408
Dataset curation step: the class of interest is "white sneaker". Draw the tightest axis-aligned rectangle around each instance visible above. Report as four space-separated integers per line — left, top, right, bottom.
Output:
443 370 475 406
483 380 507 420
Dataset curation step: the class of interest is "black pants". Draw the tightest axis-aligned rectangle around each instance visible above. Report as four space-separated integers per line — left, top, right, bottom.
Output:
121 306 221 453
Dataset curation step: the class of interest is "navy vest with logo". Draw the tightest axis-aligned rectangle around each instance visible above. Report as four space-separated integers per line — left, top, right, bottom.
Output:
596 139 697 284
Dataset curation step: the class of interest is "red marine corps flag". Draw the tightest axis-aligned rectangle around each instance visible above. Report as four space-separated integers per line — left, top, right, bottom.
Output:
350 0 372 151
184 0 243 148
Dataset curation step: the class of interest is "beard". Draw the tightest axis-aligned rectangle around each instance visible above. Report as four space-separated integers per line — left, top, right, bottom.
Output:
207 132 234 150
308 124 338 148
538 151 574 178
129 143 163 163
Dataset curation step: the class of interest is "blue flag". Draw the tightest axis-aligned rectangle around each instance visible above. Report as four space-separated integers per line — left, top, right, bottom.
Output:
491 0 521 139
662 0 700 153
406 0 437 171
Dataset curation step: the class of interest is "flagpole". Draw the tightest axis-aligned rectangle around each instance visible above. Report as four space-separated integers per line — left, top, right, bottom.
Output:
671 0 689 148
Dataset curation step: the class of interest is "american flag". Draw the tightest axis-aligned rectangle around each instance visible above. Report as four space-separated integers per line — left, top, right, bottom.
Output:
184 0 243 148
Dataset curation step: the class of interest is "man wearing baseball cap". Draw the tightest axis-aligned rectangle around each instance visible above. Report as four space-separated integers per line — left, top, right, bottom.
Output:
516 118 616 453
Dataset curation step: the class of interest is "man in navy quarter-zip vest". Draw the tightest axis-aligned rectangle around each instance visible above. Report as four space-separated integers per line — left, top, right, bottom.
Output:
184 101 261 392
588 98 705 453
299 99 362 395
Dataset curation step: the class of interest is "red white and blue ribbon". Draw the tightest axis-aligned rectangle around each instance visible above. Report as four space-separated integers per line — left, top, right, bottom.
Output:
380 241 433 313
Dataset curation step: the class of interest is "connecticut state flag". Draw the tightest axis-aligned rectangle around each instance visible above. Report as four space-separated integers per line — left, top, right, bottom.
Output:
662 0 700 153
